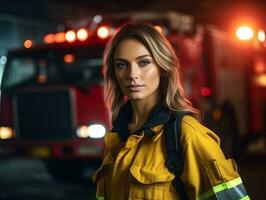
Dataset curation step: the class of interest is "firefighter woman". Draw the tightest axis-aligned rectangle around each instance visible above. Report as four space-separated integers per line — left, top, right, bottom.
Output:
93 23 249 200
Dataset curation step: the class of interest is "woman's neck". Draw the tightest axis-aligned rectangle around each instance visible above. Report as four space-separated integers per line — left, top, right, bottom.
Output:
128 96 160 133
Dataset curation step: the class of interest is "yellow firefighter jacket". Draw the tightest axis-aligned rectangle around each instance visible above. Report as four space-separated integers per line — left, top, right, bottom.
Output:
93 103 249 200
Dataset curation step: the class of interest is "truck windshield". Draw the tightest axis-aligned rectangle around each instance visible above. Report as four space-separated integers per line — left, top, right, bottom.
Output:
2 57 36 89
1 46 104 90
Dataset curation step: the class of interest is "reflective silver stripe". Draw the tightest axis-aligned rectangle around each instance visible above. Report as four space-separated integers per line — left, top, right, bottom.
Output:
197 178 249 200
215 183 249 200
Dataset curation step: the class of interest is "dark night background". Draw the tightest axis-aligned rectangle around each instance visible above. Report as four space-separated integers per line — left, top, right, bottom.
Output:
1 0 265 27
0 0 265 53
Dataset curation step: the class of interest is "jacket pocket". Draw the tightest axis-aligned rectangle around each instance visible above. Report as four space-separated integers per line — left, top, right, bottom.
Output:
202 159 239 187
201 159 248 200
128 165 175 200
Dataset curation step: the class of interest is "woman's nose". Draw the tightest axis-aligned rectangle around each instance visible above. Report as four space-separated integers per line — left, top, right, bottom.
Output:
129 64 139 80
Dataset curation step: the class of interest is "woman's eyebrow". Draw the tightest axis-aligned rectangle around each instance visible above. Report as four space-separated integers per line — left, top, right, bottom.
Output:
115 55 152 61
114 58 127 62
136 55 152 59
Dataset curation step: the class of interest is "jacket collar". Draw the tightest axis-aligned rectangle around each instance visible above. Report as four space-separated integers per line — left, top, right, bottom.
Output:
112 101 171 141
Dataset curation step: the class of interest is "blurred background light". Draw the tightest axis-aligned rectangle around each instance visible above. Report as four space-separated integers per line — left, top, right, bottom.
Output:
24 39 33 48
65 30 76 42
97 26 109 39
77 28 88 41
236 26 254 41
0 56 7 65
43 34 55 44
257 29 265 42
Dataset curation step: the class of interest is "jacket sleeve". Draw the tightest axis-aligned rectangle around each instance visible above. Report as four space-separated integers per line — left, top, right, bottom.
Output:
95 178 105 200
92 148 108 200
93 132 120 200
180 116 250 200
92 163 105 199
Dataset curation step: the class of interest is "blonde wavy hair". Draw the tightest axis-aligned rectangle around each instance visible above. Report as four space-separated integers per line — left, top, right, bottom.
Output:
103 23 201 123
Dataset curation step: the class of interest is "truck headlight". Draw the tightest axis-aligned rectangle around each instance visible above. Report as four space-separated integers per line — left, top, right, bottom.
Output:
76 124 106 139
0 127 15 139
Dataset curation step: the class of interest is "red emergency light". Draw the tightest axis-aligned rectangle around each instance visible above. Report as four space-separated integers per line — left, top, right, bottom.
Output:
200 87 212 97
77 28 88 41
44 34 55 44
54 32 66 43
258 29 265 43
97 26 109 39
236 26 254 41
66 30 76 43
42 25 116 44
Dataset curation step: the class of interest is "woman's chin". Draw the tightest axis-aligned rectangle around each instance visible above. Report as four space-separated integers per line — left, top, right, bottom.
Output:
127 94 144 101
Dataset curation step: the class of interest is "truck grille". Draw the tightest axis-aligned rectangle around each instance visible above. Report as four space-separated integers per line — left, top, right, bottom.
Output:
13 87 76 140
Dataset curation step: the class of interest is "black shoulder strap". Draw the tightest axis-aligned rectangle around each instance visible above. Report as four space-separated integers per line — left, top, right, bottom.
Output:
165 112 189 200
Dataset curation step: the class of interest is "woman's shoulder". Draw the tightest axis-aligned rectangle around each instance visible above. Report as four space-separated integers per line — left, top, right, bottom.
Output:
181 115 203 134
181 115 220 146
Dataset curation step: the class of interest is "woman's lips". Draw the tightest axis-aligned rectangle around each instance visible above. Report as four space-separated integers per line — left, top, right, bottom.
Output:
127 84 144 92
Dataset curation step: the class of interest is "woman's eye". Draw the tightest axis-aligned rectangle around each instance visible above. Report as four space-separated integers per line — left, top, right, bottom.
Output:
139 59 151 67
115 62 127 69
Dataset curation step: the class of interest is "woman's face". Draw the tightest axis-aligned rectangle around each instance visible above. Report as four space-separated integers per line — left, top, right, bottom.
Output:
114 38 161 102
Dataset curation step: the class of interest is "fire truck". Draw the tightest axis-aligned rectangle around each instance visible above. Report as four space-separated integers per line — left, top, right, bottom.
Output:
0 22 110 181
0 11 265 181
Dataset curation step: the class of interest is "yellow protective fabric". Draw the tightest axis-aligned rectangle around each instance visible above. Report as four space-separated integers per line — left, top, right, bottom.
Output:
93 115 245 200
